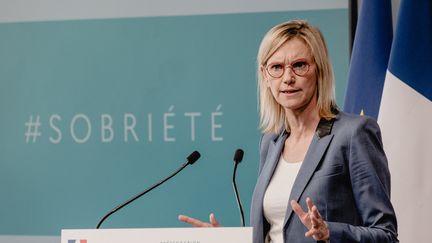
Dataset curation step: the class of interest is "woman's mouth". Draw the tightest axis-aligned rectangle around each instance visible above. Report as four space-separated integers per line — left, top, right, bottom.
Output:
280 89 300 94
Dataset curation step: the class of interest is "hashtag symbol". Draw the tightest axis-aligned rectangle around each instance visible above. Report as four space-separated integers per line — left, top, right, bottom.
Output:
24 115 42 143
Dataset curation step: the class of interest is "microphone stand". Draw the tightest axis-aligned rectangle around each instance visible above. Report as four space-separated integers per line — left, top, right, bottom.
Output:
232 149 245 227
96 151 200 229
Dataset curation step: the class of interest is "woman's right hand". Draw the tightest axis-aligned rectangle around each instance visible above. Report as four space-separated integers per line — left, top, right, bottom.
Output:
178 213 221 227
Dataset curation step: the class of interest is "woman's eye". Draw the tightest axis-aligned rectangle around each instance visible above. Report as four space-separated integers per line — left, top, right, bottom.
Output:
270 64 283 70
292 61 307 69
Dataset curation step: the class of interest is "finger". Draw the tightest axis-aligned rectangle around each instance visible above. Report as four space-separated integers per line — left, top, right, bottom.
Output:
310 213 320 229
306 197 314 212
306 198 321 229
305 220 329 240
311 205 321 219
178 215 211 227
209 213 221 227
305 198 316 229
305 228 323 240
310 205 321 220
305 228 317 237
290 200 306 218
305 226 321 236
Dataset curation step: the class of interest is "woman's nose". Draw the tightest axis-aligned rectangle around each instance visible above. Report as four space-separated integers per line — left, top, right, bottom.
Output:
282 66 295 83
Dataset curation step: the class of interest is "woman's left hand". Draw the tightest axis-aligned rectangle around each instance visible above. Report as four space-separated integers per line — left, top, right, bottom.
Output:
291 197 330 241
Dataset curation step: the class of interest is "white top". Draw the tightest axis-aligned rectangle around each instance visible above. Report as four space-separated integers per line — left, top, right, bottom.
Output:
263 155 302 243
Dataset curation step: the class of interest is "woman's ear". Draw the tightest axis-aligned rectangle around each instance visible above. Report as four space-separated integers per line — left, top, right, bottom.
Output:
261 65 270 87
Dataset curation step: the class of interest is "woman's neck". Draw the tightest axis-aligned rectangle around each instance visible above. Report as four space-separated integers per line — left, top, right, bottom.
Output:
285 102 320 138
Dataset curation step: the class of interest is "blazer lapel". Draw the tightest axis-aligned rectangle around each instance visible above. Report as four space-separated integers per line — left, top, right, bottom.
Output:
283 118 335 227
254 131 288 218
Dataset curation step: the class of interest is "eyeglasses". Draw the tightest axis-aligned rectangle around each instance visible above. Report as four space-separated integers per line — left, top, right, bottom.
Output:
265 60 311 78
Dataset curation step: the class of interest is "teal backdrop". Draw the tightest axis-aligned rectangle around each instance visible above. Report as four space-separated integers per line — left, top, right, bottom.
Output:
0 10 348 236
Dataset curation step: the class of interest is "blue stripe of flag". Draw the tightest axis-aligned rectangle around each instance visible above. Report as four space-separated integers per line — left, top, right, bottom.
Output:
388 0 432 101
343 0 393 119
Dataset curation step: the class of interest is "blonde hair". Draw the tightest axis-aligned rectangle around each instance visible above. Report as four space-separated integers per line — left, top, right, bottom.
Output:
257 20 337 134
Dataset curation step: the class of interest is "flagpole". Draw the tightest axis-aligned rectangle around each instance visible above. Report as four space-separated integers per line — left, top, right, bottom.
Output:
348 0 358 58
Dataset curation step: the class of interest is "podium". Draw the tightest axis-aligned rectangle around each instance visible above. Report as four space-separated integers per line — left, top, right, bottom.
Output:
61 227 252 243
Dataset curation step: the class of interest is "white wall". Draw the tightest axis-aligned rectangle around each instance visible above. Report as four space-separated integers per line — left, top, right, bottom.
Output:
0 0 347 22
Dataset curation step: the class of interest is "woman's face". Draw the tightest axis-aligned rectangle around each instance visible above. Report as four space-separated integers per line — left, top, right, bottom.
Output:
263 38 318 113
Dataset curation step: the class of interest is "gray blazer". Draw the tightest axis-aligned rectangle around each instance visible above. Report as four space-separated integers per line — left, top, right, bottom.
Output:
250 111 398 243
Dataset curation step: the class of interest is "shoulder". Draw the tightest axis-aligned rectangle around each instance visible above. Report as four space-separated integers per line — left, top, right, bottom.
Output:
260 133 278 148
259 132 279 157
258 132 281 172
332 111 384 149
333 111 381 135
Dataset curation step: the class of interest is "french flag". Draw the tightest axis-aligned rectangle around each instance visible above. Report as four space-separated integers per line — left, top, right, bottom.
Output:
344 0 432 242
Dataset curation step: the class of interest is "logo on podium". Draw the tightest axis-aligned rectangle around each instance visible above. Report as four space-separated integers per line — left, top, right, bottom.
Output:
68 240 87 243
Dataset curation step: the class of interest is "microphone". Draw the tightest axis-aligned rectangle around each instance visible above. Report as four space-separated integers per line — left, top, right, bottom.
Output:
96 150 201 229
232 149 245 227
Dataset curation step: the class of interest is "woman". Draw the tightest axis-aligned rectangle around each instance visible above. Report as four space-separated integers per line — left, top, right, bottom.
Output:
179 20 398 243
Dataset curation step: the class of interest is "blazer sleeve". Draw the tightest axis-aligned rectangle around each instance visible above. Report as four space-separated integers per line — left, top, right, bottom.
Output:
327 117 399 242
